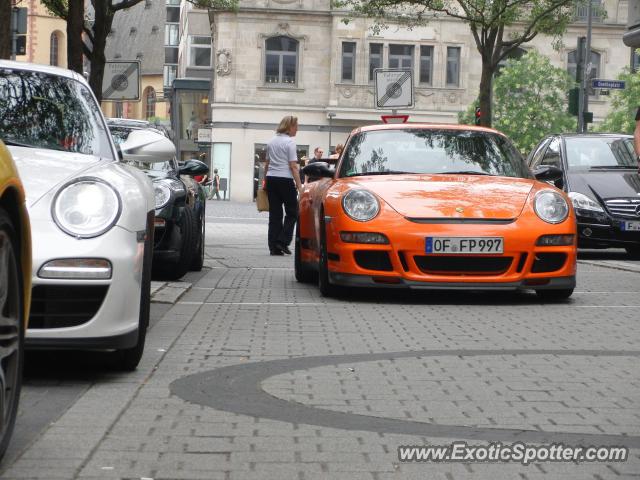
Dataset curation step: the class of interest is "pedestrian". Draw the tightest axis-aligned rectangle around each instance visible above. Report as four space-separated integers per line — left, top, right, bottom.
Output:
329 143 344 160
309 146 324 163
634 107 640 172
208 169 221 200
264 115 303 256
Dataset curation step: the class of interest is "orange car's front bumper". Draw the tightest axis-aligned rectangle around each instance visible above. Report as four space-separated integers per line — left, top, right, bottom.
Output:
319 213 577 291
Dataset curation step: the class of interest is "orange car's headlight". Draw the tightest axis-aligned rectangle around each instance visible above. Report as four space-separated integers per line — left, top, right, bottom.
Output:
342 189 380 222
534 190 569 224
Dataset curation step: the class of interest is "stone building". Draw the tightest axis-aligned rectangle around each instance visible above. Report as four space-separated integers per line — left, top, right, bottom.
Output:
14 0 67 67
192 0 630 202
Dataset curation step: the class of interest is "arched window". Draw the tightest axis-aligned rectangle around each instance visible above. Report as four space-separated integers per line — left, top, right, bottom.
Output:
50 32 60 66
567 50 601 95
265 36 298 85
144 87 156 119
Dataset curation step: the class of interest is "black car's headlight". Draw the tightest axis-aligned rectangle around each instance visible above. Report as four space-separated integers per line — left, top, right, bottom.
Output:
534 190 569 224
568 191 604 213
52 178 121 238
154 179 184 209
342 189 380 222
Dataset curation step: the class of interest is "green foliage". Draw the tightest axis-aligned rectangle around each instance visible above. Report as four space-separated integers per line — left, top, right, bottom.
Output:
461 51 576 155
595 69 640 134
187 0 239 10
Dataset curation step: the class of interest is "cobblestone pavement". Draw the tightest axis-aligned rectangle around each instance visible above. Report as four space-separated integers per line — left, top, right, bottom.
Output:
2 200 639 479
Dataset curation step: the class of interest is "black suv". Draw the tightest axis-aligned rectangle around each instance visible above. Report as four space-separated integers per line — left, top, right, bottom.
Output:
108 118 208 279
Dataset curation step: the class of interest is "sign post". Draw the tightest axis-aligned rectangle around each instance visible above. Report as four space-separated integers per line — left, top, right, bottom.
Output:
102 61 141 101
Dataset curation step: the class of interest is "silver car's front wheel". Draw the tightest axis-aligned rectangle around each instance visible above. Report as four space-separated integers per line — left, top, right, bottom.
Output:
0 208 24 460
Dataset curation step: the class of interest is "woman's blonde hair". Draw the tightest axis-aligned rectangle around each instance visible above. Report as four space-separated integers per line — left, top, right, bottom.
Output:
276 115 298 134
335 143 344 153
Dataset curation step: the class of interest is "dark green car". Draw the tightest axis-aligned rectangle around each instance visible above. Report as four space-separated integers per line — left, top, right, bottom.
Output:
108 119 209 279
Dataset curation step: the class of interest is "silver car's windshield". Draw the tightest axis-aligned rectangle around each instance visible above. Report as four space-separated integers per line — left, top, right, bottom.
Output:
565 137 636 170
0 69 113 159
339 129 531 179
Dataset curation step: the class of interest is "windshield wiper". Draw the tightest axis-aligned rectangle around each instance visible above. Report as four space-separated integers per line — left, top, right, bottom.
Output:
589 165 637 170
441 170 493 175
346 170 411 177
2 139 35 148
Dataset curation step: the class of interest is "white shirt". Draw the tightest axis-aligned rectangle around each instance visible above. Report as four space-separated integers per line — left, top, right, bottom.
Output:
266 133 297 179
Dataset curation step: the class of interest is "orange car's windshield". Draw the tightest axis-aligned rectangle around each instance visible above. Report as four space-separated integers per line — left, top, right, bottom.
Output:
339 129 531 179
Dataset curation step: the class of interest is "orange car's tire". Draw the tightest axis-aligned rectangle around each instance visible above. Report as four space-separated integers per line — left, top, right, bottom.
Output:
536 288 574 302
318 216 338 297
0 208 25 461
294 221 316 284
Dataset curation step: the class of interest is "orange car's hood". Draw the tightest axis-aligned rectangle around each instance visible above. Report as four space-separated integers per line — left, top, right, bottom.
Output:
352 175 534 219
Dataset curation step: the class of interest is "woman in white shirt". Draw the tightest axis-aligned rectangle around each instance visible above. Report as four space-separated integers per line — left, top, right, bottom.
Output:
264 115 303 255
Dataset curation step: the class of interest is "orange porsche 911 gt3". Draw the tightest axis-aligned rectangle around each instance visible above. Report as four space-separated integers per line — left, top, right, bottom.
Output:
296 124 577 300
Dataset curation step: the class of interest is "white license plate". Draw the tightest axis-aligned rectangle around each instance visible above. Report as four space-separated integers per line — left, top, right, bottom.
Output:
621 221 640 232
426 237 504 254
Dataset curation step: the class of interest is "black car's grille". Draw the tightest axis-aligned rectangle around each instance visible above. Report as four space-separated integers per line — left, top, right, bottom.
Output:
414 256 513 275
29 285 108 329
604 198 640 219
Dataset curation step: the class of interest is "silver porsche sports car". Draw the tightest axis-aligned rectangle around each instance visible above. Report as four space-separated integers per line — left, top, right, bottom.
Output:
0 60 161 370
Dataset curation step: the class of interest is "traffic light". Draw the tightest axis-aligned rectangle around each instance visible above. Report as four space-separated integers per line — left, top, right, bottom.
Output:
474 107 481 125
568 87 579 116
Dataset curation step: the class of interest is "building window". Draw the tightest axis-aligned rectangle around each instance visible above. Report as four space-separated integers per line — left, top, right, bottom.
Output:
567 49 601 95
165 24 178 46
419 46 433 85
369 43 382 82
165 47 178 64
633 49 640 73
389 44 413 70
265 36 298 85
190 36 212 68
115 102 123 118
341 42 356 83
163 65 177 88
446 46 461 87
575 0 602 22
50 32 59 66
145 87 156 119
166 5 180 23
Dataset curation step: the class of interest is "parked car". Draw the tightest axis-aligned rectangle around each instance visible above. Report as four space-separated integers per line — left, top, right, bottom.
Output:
0 140 31 460
107 118 208 279
0 60 158 371
297 124 577 300
527 133 640 257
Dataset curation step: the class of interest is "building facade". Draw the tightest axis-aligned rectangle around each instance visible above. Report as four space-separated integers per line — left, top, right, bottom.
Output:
14 0 67 67
198 0 629 202
102 0 169 124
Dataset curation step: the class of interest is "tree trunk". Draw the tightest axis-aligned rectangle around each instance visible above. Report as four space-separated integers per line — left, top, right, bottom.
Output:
0 1 12 59
88 4 114 103
66 0 84 73
478 59 494 127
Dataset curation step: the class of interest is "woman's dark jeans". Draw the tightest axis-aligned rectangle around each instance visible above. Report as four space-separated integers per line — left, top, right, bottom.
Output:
266 176 298 251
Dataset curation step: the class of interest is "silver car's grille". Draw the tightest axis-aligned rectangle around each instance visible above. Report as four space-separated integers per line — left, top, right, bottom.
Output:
604 198 640 218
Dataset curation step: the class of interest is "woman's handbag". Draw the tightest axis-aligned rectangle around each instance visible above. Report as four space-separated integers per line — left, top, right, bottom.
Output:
256 188 269 212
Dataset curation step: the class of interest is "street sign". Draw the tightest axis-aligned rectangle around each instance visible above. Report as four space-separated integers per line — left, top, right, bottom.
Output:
380 114 409 124
197 128 213 143
374 68 414 109
591 79 625 89
102 61 141 101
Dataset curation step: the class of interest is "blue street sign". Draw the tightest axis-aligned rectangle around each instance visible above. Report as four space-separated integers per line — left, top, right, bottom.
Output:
592 79 625 89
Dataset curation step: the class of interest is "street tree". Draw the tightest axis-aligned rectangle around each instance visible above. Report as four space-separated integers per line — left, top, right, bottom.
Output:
596 69 640 134
42 0 238 102
459 51 575 155
334 0 578 127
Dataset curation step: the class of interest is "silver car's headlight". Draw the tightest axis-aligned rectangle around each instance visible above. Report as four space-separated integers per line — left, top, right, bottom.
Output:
534 190 569 224
342 189 380 222
52 178 121 238
154 179 184 209
568 191 604 212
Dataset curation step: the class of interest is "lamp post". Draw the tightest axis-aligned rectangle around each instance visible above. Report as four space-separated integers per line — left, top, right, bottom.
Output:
327 112 336 154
